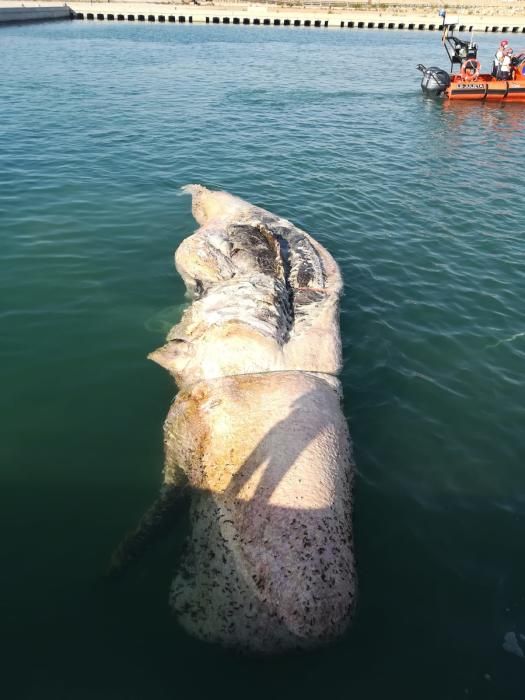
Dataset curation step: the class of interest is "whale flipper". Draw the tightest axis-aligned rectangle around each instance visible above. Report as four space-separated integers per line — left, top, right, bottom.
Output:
107 481 188 579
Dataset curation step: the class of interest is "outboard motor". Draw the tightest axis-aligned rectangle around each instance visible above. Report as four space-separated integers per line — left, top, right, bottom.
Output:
416 64 451 97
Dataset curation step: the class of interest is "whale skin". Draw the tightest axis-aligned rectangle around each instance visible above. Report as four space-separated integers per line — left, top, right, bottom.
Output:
120 186 357 654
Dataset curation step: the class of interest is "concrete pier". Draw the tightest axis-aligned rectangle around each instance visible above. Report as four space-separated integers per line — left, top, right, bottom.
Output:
67 2 525 33
2 1 525 33
0 4 72 23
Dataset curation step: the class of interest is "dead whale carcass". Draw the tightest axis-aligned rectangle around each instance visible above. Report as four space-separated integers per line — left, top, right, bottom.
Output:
112 186 357 653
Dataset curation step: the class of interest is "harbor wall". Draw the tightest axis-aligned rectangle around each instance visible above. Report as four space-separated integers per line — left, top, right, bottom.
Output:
2 1 525 32
0 4 72 22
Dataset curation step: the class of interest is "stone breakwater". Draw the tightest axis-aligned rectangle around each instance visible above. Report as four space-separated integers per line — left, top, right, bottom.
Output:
2 1 525 32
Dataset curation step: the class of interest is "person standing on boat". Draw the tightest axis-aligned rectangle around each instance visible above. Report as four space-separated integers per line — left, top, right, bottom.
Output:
492 39 509 77
500 48 514 80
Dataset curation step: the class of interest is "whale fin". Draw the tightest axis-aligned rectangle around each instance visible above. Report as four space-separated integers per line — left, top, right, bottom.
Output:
107 480 188 579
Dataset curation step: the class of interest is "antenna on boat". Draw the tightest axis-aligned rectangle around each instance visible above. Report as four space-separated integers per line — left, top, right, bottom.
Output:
439 7 447 44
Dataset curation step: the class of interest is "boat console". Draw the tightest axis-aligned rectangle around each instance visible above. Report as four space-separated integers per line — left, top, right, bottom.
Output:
443 36 478 72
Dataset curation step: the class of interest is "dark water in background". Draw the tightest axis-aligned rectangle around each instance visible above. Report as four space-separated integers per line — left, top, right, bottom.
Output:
1 20 524 699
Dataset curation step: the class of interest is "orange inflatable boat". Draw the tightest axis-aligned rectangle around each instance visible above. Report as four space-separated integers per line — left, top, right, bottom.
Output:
418 55 525 102
417 18 525 102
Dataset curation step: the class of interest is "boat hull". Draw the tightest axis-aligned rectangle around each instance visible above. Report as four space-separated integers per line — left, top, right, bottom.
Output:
446 74 525 102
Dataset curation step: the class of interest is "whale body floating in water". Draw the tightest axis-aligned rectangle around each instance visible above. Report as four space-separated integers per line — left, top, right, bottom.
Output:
112 186 357 653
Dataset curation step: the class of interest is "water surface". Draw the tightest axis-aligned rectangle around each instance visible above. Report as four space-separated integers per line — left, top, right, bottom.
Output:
1 21 524 699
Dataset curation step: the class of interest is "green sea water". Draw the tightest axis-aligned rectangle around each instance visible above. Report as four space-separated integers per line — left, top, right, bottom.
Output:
1 20 524 699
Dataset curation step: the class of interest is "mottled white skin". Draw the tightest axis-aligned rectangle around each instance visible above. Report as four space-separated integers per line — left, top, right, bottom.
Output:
164 372 355 652
148 186 356 653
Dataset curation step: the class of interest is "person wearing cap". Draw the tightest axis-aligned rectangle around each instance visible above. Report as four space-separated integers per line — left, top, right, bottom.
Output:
500 47 514 80
493 39 509 78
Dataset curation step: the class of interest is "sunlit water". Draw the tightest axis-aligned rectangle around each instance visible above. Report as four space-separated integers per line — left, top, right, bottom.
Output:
1 20 524 699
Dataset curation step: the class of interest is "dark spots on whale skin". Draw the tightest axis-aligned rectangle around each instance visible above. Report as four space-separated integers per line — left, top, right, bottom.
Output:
169 488 355 652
